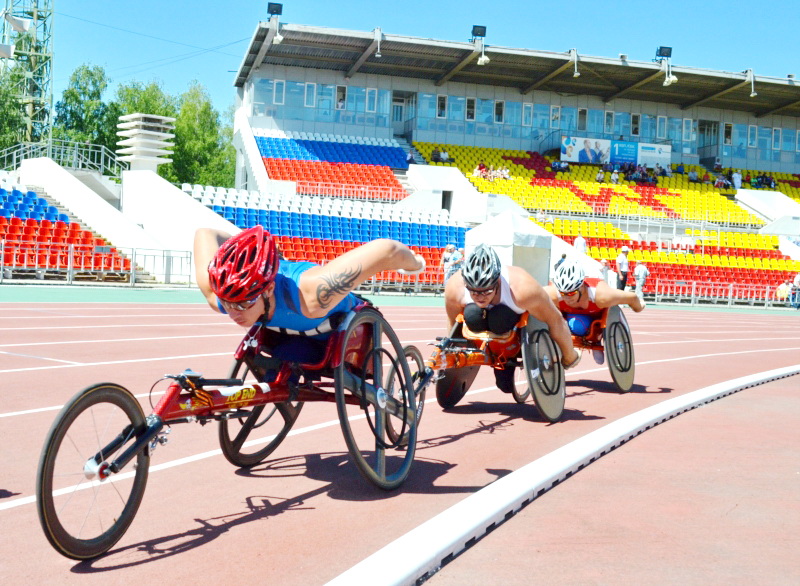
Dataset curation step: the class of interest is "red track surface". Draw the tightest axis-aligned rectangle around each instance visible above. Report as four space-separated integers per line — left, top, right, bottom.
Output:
0 302 798 584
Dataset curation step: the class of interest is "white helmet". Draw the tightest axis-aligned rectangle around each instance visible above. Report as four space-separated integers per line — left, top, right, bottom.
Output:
462 244 501 289
553 259 585 293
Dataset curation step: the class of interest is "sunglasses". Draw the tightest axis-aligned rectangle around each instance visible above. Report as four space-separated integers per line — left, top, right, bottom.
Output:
220 296 261 312
467 285 497 298
559 289 580 297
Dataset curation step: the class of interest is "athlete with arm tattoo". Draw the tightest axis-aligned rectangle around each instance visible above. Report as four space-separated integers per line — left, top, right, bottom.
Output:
194 226 425 329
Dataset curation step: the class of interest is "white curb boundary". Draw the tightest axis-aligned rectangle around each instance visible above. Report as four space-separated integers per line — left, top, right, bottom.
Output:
327 364 800 586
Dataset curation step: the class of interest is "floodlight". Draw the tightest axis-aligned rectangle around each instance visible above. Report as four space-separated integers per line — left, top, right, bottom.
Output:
471 25 487 38
273 32 283 45
477 54 490 66
267 3 283 15
750 91 758 98
656 46 672 58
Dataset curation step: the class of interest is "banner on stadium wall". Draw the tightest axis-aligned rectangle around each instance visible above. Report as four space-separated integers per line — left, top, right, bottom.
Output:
560 136 671 167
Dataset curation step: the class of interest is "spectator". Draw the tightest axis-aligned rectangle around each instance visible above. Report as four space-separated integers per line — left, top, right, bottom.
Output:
714 158 722 172
595 169 605 182
536 209 547 223
793 272 800 309
554 253 567 270
775 280 790 304
440 149 453 163
688 169 699 183
406 151 415 165
732 170 742 189
440 244 459 282
616 246 630 290
573 233 587 255
633 261 650 303
610 170 620 184
702 171 711 184
675 162 685 174
599 259 610 283
431 147 441 162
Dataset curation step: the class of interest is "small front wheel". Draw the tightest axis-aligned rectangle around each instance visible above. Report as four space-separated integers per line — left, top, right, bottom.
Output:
36 383 150 560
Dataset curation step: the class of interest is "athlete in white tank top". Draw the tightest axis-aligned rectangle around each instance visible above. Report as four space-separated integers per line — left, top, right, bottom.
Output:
460 265 525 314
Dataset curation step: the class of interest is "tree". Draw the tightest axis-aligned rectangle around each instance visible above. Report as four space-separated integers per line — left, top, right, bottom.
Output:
162 81 233 187
52 65 114 151
0 68 25 150
114 80 178 119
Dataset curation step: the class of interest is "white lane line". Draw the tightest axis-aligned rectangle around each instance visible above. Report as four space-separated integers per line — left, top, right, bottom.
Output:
0 351 82 365
0 333 242 349
0 313 214 320
3 354 798 514
327 364 800 586
2 345 799 415
0 352 231 375
0 322 234 332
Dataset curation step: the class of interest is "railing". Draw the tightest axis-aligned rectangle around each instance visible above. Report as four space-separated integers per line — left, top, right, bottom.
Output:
0 241 191 286
653 278 779 307
0 140 128 177
295 181 407 202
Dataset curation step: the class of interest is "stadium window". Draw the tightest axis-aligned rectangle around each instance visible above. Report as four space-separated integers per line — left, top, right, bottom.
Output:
604 111 614 134
273 80 285 105
437 95 448 118
304 83 316 108
631 113 640 136
522 103 533 127
748 125 757 148
336 86 347 109
550 105 561 129
494 100 505 124
465 97 476 121
656 116 666 140
772 128 781 150
366 88 377 113
796 130 800 152
577 108 587 132
723 123 732 145
682 118 693 142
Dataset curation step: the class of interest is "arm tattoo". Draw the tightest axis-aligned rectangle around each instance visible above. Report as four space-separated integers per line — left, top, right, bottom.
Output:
316 265 362 309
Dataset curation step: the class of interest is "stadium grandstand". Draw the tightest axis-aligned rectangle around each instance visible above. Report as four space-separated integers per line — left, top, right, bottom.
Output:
1 8 800 307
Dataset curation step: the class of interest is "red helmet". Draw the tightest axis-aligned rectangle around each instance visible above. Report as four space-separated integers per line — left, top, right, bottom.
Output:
208 226 279 302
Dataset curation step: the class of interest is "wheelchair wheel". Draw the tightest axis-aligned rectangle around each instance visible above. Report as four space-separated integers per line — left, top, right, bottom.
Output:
604 306 635 392
386 345 426 446
219 357 303 467
334 307 417 490
435 365 480 408
524 320 566 422
37 383 149 560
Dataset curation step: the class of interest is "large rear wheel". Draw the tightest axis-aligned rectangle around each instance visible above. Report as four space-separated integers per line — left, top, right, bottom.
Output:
335 307 417 490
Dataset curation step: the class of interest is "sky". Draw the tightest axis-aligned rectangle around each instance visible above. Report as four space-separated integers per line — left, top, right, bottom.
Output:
49 0 800 114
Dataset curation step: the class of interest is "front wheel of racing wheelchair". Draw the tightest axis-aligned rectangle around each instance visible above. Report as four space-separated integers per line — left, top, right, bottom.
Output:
334 306 419 490
603 305 636 392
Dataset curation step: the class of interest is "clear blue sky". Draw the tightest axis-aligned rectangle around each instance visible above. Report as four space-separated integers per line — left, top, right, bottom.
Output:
53 0 800 114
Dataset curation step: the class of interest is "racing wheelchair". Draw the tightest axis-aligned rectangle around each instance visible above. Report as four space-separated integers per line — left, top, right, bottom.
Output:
427 312 567 422
36 303 427 560
568 305 635 392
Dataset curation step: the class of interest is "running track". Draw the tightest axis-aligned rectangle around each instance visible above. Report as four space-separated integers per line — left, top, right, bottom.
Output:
0 295 798 584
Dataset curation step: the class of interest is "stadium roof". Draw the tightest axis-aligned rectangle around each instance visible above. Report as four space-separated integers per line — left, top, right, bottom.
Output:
235 22 800 120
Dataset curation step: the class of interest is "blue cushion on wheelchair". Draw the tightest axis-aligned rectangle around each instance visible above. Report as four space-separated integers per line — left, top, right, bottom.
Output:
566 313 593 336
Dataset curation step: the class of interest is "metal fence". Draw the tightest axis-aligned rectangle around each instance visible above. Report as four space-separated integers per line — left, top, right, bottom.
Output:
0 242 192 286
653 278 782 307
0 140 127 177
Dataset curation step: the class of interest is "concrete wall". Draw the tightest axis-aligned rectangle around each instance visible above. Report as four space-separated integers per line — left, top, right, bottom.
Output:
18 157 165 251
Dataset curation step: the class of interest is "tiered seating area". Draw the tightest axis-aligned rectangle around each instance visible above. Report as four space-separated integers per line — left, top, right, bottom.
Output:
415 142 764 227
183 185 466 291
1 184 131 279
257 130 408 201
537 217 799 300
